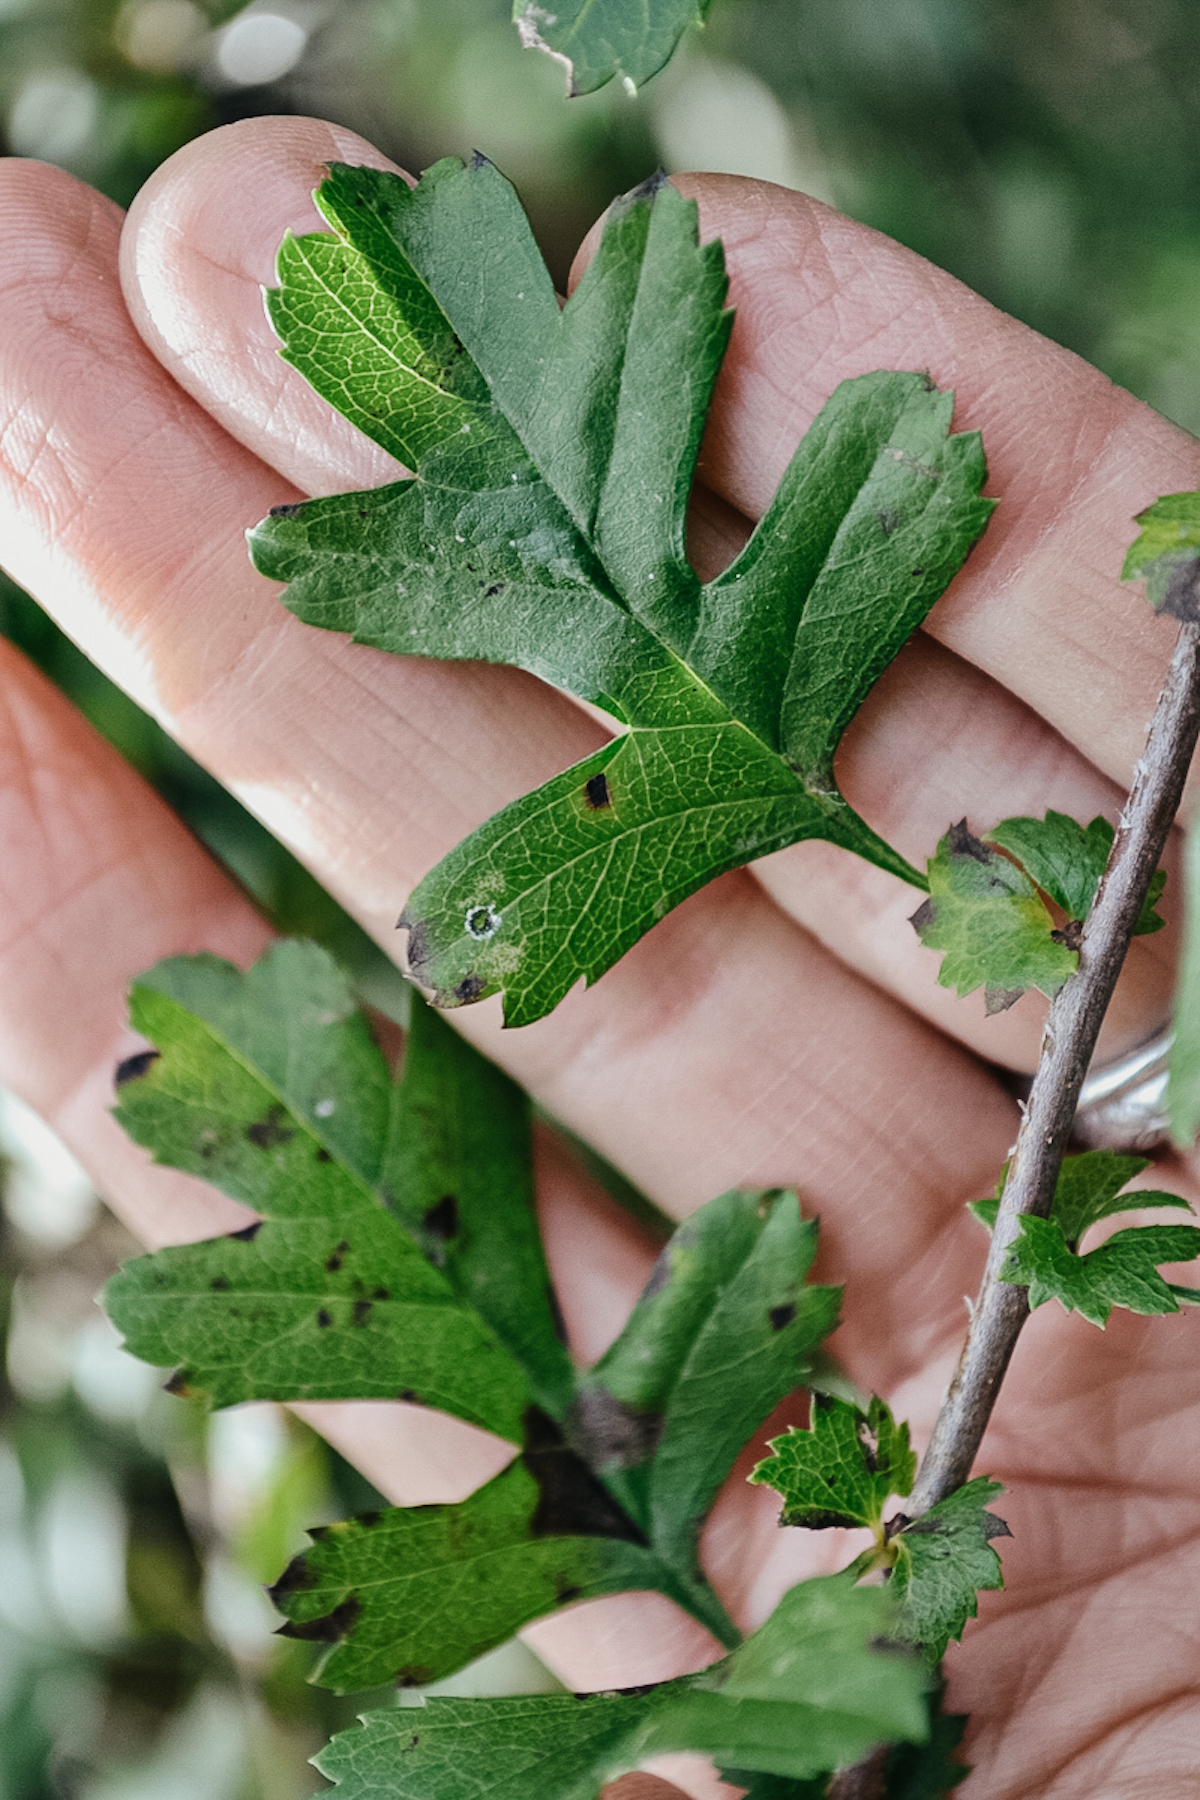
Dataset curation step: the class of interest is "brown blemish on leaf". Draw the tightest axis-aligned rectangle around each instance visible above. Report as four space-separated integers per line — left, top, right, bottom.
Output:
985 986 1025 1014
246 1105 295 1150
275 1596 362 1643
164 1370 194 1397
434 974 488 1008
115 1049 159 1087
566 1390 663 1475
269 501 304 519
352 1300 373 1326
584 772 611 809
401 915 431 976
524 1407 649 1542
395 1664 434 1688
948 819 990 863
1051 920 1085 952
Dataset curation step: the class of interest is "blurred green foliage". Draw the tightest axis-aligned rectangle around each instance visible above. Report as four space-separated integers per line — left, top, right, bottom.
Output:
5 0 1200 1791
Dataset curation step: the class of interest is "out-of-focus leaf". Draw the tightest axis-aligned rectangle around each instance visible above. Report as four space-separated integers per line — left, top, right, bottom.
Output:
1122 488 1200 620
512 0 711 96
1169 821 1200 1147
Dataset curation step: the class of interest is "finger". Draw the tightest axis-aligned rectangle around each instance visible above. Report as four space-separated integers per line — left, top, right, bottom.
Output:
124 122 1180 1075
0 141 1015 1392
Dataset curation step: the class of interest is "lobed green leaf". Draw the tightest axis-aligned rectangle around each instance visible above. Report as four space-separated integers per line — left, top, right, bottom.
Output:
512 0 711 95
749 1393 915 1534
252 161 995 1027
890 1479 1009 1665
1001 1215 1200 1328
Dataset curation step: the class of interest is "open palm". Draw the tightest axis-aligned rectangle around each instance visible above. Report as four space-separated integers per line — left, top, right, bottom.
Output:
1 116 1198 1797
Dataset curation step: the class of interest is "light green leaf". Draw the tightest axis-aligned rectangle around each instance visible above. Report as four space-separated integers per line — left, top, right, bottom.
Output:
1122 488 1200 619
312 1574 927 1796
512 0 710 95
890 1480 1008 1665
1000 1214 1200 1328
749 1394 915 1534
251 161 994 1027
572 1190 840 1568
103 943 563 1436
969 1150 1190 1247
269 1453 672 1692
911 820 1077 1010
986 811 1165 935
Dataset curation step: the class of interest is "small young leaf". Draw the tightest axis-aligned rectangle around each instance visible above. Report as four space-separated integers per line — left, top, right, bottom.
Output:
312 1574 929 1797
252 161 995 1027
571 1189 840 1569
749 1394 916 1534
911 820 1077 1010
1122 489 1200 620
269 1452 670 1692
1001 1215 1200 1328
987 811 1165 936
969 1149 1191 1246
512 0 710 96
890 1479 1009 1665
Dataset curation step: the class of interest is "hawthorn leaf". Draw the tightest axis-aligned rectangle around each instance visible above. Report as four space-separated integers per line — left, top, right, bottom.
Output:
512 0 710 96
986 811 1165 936
890 1480 1009 1665
269 1452 675 1692
749 1394 915 1533
312 1575 927 1796
103 943 567 1434
1000 1214 1200 1328
251 159 995 1027
968 1150 1191 1245
1122 488 1200 620
910 820 1077 1010
571 1189 840 1568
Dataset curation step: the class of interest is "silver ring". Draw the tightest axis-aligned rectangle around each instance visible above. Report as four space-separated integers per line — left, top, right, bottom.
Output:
1071 1027 1173 1153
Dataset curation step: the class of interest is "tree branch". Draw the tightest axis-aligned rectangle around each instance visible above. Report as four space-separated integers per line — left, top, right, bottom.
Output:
909 618 1200 1516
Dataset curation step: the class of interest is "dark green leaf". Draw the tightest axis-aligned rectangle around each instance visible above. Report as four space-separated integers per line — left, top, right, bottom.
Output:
717 1774 826 1799
911 820 1077 1010
103 943 565 1436
252 161 994 1027
572 1190 840 1567
312 1575 927 1797
890 1479 1008 1664
512 0 710 95
986 812 1165 936
1001 1214 1200 1328
269 1453 670 1692
879 1688 970 1798
1122 489 1200 620
749 1394 915 1533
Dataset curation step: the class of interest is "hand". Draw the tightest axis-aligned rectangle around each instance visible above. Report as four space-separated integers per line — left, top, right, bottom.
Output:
2 115 1199 1797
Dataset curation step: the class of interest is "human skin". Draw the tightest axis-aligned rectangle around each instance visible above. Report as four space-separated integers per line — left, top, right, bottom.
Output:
2 114 1200 1796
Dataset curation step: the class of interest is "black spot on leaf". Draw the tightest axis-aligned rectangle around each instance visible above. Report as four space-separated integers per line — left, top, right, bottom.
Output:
396 1664 434 1688
584 772 611 809
317 1309 333 1328
269 502 304 519
877 507 902 535
372 1286 391 1302
246 1105 295 1150
1051 919 1085 952
483 583 505 597
423 1195 459 1241
399 1388 422 1404
267 1555 321 1600
115 1049 160 1087
316 1147 332 1163
164 1370 194 1397
357 1511 383 1529
228 1220 263 1242
451 974 487 1006
276 1597 362 1643
768 1302 796 1332
555 1581 583 1605
210 1276 232 1292
325 1243 349 1273
352 1300 373 1327
524 1408 649 1543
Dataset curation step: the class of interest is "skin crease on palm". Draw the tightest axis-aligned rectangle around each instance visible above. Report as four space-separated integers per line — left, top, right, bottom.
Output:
5 113 1200 1800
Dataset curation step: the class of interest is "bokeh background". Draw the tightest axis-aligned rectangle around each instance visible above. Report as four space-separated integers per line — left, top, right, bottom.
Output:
3 0 1200 1792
